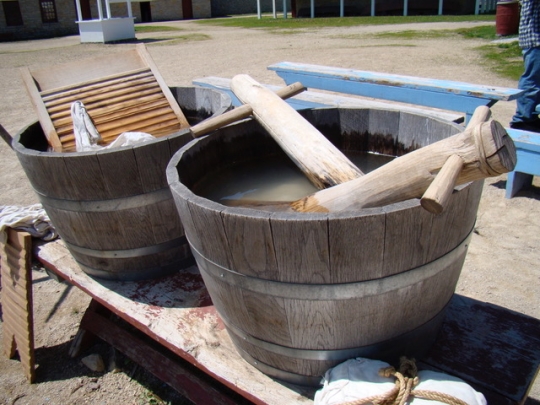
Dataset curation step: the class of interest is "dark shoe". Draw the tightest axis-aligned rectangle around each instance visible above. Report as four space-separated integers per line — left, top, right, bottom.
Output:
509 121 540 133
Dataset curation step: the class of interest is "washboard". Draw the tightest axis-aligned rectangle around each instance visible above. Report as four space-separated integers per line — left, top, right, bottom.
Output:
20 44 190 152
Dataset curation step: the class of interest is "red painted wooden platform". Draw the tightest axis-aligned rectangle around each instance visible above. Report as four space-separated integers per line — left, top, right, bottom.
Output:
34 239 540 405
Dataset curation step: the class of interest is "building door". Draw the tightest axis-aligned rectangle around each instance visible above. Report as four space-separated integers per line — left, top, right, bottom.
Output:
182 0 193 19
77 0 92 20
140 2 152 22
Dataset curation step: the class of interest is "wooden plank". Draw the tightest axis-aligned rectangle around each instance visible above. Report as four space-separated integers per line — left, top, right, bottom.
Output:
0 229 35 383
96 147 143 198
327 209 386 282
426 184 474 262
422 294 540 404
41 68 154 104
267 62 525 123
192 76 465 123
135 44 190 129
33 240 539 404
61 152 109 200
35 240 312 405
30 48 146 91
220 208 279 280
0 123 13 148
268 62 524 101
48 85 164 122
19 67 62 152
186 198 233 270
269 212 330 283
383 201 433 275
80 305 251 405
132 137 172 192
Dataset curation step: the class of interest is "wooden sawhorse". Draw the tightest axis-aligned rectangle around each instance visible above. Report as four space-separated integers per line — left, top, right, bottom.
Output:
32 239 540 405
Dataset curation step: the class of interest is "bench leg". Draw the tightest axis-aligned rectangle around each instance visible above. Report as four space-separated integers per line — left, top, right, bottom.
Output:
506 171 534 198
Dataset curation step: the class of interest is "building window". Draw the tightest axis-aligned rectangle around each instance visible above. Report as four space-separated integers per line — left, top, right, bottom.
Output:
39 0 58 23
2 1 24 26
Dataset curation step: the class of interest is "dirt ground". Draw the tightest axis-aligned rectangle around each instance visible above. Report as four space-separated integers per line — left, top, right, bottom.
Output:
0 18 538 405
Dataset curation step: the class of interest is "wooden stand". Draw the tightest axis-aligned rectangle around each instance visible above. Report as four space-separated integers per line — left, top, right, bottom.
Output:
1 229 35 383
33 239 539 405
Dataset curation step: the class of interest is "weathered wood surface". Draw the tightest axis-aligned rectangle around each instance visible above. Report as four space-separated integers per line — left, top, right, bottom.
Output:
190 82 306 138
20 44 190 152
421 294 540 405
1 229 35 383
420 106 492 213
77 300 251 405
34 240 540 405
13 86 230 280
166 107 484 383
167 107 475 283
268 61 524 123
192 76 465 123
230 74 364 189
34 239 316 405
13 122 194 280
0 123 13 148
292 120 516 213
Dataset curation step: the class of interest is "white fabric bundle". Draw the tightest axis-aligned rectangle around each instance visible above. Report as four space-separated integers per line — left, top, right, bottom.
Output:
71 100 101 151
0 204 58 243
71 101 155 152
314 358 487 405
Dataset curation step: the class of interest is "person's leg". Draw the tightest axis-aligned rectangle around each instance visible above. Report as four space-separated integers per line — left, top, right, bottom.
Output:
511 46 540 129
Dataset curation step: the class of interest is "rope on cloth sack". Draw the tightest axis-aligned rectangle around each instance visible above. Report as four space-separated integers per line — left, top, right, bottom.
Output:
340 357 469 405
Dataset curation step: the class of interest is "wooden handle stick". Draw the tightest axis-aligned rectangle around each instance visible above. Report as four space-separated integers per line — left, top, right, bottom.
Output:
231 74 364 189
420 105 492 214
420 154 464 214
0 123 13 149
190 82 306 138
292 119 516 213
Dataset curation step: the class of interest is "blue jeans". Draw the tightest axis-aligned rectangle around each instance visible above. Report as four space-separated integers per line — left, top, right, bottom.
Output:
512 46 540 124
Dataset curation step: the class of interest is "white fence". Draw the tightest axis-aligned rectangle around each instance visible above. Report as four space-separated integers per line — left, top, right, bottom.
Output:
259 0 500 18
477 0 497 14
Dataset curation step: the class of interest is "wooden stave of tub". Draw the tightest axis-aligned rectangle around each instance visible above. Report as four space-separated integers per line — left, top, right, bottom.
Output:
167 107 483 385
13 87 232 281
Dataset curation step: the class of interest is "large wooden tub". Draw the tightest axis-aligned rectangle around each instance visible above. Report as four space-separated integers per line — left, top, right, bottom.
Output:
13 87 231 281
167 107 483 385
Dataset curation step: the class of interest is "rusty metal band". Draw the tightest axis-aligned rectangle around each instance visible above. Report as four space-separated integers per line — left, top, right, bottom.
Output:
64 236 187 259
75 254 195 281
188 230 472 301
219 307 445 363
232 347 323 387
37 187 172 212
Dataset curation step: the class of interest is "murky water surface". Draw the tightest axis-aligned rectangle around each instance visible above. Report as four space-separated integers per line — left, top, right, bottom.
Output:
193 151 395 205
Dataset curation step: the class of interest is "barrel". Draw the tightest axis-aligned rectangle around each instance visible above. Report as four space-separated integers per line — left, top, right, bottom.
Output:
13 87 231 281
496 0 520 37
167 107 484 385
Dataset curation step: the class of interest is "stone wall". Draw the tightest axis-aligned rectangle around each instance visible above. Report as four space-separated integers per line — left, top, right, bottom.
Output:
0 0 78 41
193 0 211 18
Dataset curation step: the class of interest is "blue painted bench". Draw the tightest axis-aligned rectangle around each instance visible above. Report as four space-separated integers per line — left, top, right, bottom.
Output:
505 128 540 198
267 61 524 124
192 76 464 123
267 62 539 198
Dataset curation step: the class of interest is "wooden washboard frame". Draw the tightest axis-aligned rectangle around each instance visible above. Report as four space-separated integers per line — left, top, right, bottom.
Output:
20 44 190 152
